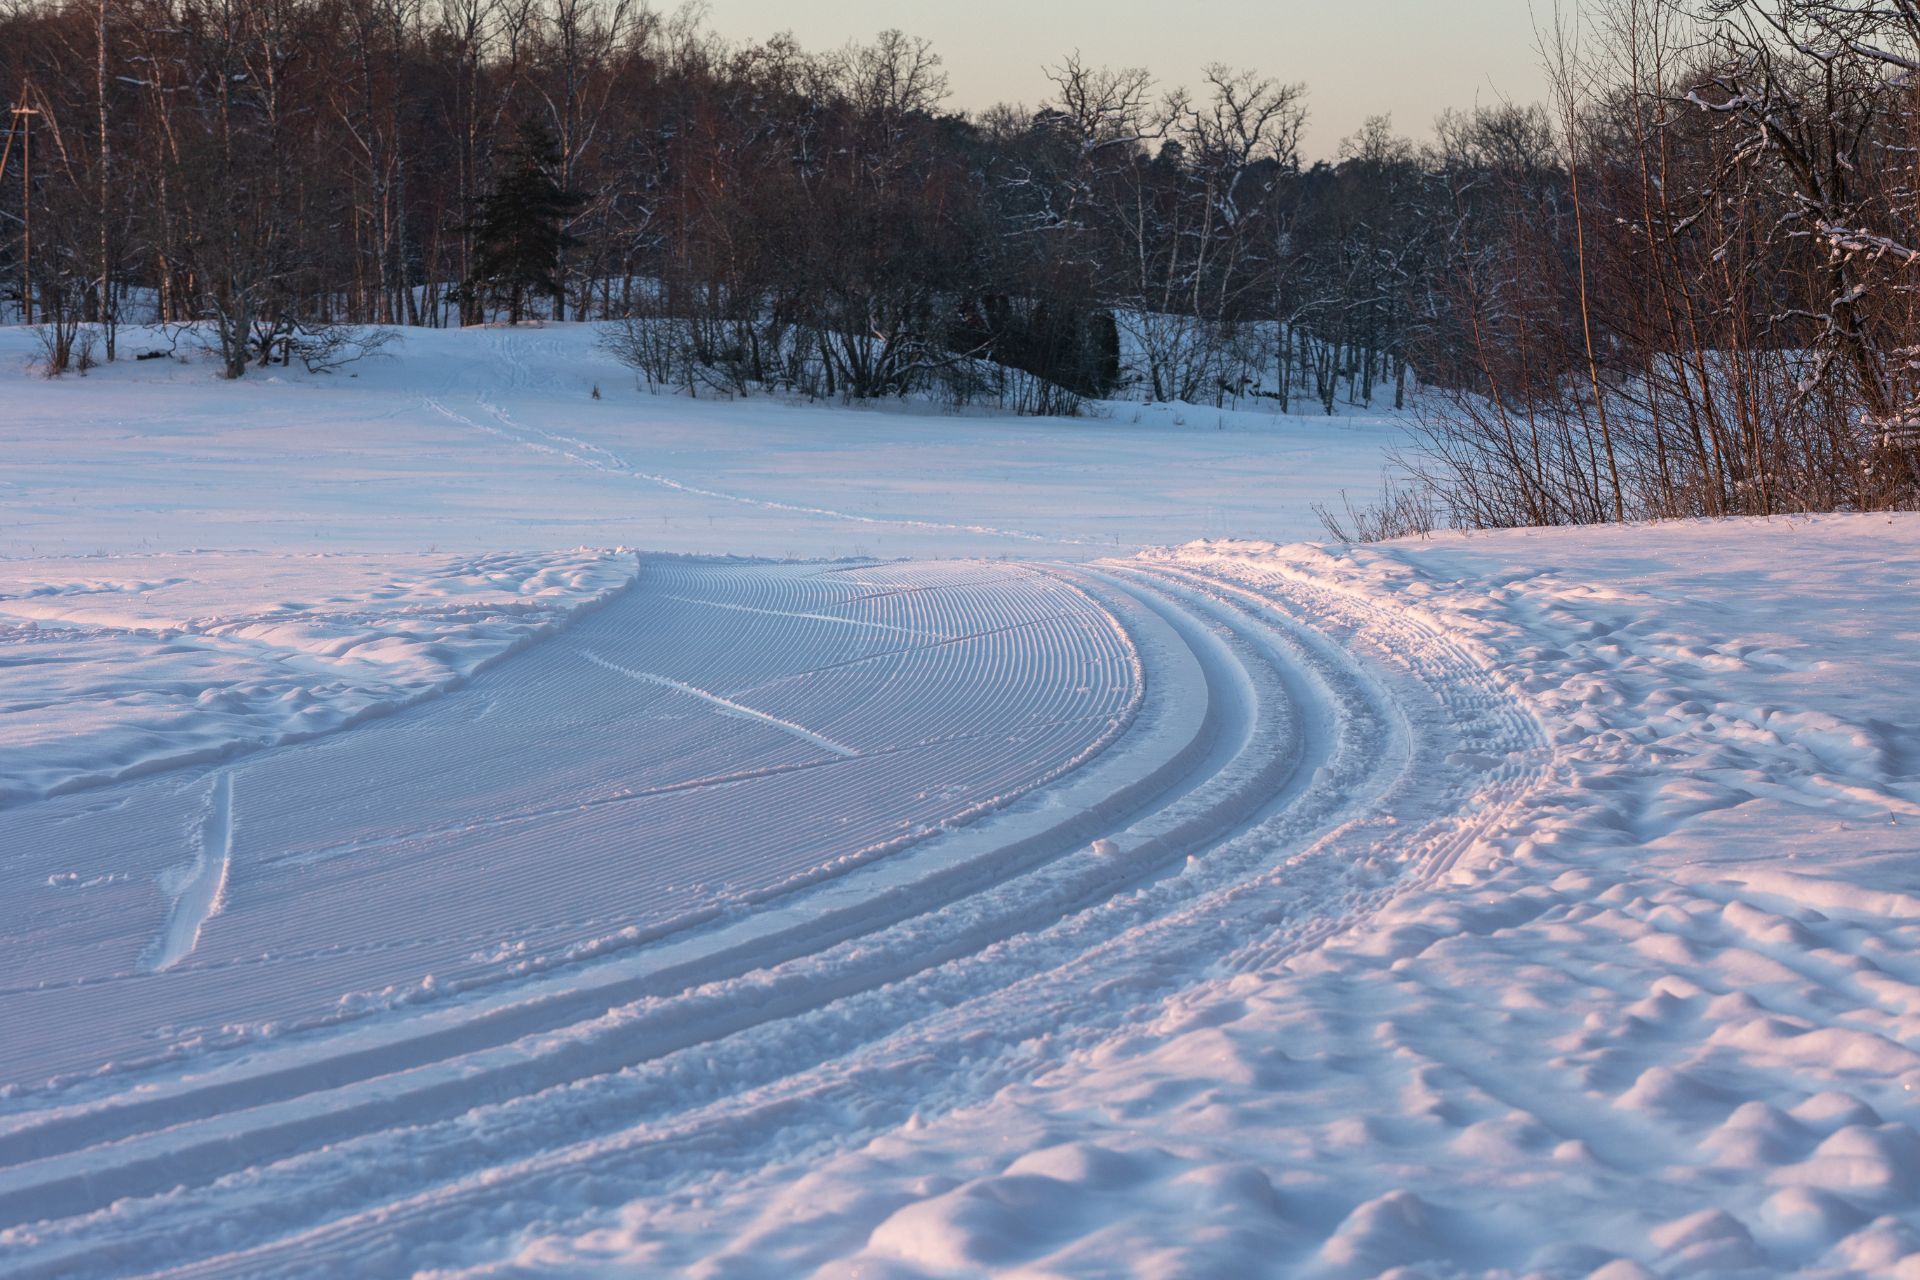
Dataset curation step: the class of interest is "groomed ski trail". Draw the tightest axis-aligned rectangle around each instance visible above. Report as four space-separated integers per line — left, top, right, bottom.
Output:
0 552 1552 1279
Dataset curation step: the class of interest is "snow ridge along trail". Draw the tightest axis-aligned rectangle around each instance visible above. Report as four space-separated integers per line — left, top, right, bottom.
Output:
0 546 1554 1279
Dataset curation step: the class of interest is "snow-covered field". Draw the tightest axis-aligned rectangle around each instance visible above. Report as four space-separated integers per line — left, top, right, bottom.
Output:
2 325 1917 1278
0 324 1389 560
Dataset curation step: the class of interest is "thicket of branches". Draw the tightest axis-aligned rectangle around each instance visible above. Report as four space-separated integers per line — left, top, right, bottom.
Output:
1404 0 1920 525
3 0 1919 519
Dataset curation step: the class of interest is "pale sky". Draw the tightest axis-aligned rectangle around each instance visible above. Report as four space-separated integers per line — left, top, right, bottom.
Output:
700 1 1551 160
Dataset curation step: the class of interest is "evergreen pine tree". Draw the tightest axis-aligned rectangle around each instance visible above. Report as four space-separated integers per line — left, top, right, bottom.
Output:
465 118 584 324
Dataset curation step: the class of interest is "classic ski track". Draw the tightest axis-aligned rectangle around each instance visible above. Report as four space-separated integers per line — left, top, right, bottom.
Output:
0 557 1552 1280
1115 559 1554 973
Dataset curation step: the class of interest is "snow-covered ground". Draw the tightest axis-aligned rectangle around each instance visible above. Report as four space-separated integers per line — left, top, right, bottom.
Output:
1 325 1916 1278
0 324 1392 560
0 548 634 805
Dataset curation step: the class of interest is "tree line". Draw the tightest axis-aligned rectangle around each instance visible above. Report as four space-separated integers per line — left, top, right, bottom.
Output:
1397 0 1920 527
3 0 1918 523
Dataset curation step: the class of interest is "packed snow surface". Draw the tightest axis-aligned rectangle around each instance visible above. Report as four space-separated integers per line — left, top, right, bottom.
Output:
0 557 1139 1089
2 325 1918 1278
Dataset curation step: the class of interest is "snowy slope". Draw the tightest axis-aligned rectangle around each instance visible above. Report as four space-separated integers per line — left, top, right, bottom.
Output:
2 324 1917 1279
